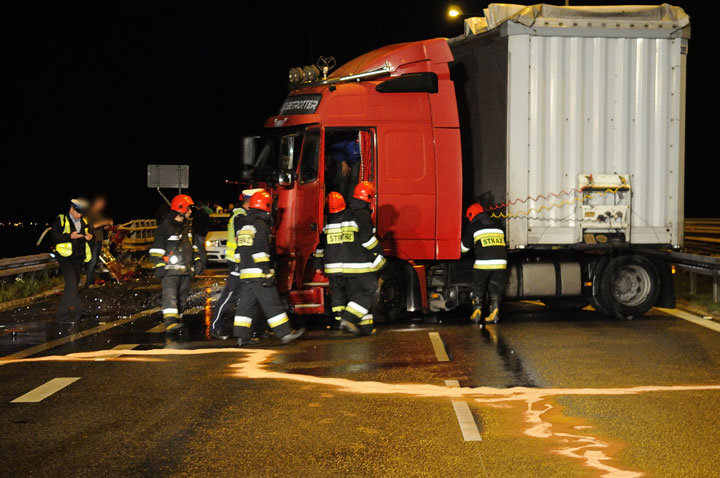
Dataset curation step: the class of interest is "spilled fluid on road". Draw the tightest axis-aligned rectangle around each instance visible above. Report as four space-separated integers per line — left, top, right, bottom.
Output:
4 347 720 477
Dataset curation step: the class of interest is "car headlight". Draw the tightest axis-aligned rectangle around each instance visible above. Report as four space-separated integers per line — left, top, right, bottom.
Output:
206 240 222 248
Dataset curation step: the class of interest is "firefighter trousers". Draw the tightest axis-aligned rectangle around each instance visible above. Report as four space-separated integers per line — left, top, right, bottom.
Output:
472 269 507 304
162 275 191 326
211 273 241 334
340 273 377 335
233 281 291 339
328 274 347 322
57 258 84 320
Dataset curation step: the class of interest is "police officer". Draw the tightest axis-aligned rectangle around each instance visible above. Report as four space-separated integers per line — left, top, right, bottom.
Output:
209 188 262 340
461 203 507 326
233 190 305 346
314 191 349 327
150 194 203 334
339 181 385 336
51 198 93 322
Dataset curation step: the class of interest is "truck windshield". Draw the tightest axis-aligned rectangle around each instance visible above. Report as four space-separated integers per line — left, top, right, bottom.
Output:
249 129 306 183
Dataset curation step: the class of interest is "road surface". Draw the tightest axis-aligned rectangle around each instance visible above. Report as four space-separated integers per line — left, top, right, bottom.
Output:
1 275 719 477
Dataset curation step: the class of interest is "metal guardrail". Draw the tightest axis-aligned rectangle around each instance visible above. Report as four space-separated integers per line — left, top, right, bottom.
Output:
0 253 57 278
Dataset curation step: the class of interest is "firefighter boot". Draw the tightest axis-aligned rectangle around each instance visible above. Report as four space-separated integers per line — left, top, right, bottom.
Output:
279 327 306 345
485 298 501 324
470 298 483 327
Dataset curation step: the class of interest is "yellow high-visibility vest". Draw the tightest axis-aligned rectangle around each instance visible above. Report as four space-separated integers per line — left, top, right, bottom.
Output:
225 208 247 263
56 214 92 263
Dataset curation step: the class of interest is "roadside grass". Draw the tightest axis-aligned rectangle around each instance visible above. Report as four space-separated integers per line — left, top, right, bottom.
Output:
0 271 63 303
673 272 720 317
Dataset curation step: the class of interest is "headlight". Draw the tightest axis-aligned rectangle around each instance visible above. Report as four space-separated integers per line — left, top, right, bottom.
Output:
206 240 222 248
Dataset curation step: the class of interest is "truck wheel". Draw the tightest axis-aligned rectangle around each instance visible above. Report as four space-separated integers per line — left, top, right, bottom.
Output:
597 255 660 319
373 266 405 324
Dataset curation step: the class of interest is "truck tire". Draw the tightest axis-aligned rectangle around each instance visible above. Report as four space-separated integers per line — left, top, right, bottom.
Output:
373 264 406 324
597 254 660 319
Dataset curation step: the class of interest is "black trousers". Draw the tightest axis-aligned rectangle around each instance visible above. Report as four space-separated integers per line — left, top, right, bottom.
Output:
162 275 191 325
233 281 291 339
57 258 84 319
340 273 377 334
328 274 347 321
472 269 507 303
211 273 241 334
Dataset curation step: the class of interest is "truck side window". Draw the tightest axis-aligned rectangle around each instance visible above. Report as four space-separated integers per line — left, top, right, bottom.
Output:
299 129 320 183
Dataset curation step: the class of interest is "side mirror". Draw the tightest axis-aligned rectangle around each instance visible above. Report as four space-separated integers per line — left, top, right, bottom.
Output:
278 170 296 187
240 136 260 181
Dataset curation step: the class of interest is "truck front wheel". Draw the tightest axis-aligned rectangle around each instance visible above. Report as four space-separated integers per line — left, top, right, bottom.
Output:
596 254 660 319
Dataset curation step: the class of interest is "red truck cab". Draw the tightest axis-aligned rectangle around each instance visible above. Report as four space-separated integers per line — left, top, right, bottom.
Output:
261 38 462 316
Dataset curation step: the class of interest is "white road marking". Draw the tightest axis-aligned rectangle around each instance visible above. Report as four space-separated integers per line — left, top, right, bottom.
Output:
0 307 161 365
657 308 720 333
445 379 482 442
11 377 80 403
428 332 450 362
95 344 139 361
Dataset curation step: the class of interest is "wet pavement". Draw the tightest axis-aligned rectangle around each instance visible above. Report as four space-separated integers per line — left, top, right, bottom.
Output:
1 273 720 477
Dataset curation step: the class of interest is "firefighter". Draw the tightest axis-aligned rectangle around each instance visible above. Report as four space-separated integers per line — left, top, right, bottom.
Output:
150 194 203 334
233 190 305 346
209 188 262 340
339 181 385 336
51 198 93 322
461 203 507 326
314 191 349 327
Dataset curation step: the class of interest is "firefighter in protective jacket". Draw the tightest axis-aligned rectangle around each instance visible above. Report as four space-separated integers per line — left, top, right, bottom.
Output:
209 189 262 340
461 203 507 325
150 194 203 334
339 181 385 336
232 190 305 346
314 191 349 327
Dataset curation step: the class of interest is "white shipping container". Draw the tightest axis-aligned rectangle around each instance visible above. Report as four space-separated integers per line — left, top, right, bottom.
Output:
450 4 690 250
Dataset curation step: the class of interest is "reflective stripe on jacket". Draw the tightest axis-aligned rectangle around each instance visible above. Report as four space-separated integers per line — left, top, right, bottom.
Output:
340 205 385 274
53 214 92 263
225 207 247 263
235 212 274 281
461 214 507 270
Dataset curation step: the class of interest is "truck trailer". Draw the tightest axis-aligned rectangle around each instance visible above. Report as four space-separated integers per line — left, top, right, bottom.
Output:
242 3 690 321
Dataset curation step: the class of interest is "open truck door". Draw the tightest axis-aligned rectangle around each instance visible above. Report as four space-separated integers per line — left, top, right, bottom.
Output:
274 126 325 294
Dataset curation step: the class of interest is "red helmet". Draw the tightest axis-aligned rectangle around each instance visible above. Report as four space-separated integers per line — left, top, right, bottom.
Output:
352 181 375 203
466 203 485 221
249 190 272 212
170 194 194 214
326 192 346 213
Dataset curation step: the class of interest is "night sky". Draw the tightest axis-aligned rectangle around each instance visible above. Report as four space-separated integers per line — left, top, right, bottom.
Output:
2 1 710 223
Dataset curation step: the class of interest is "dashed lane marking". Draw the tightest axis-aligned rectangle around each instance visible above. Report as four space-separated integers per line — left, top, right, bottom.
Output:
428 332 450 362
445 379 482 442
657 308 720 333
0 307 161 365
95 344 139 361
11 377 80 403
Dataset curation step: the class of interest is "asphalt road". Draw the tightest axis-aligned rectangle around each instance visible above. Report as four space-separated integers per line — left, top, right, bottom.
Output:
1 274 720 477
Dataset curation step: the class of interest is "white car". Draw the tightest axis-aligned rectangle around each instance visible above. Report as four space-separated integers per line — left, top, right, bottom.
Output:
204 214 230 264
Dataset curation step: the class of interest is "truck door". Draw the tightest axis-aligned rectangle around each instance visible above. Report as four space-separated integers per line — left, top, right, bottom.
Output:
293 126 324 288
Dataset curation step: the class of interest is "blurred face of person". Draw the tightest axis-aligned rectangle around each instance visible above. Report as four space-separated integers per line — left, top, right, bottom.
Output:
92 197 107 212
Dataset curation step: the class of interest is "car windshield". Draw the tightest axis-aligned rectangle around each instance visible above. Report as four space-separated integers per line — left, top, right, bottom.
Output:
208 216 229 231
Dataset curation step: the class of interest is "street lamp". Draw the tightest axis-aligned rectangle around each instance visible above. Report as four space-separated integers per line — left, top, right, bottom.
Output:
448 6 462 17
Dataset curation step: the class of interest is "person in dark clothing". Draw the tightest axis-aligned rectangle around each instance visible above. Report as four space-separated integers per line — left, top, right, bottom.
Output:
150 194 203 334
192 201 211 269
328 139 361 200
232 190 305 346
313 191 349 328
461 203 508 326
339 181 385 336
85 195 113 286
51 198 93 321
209 188 261 340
